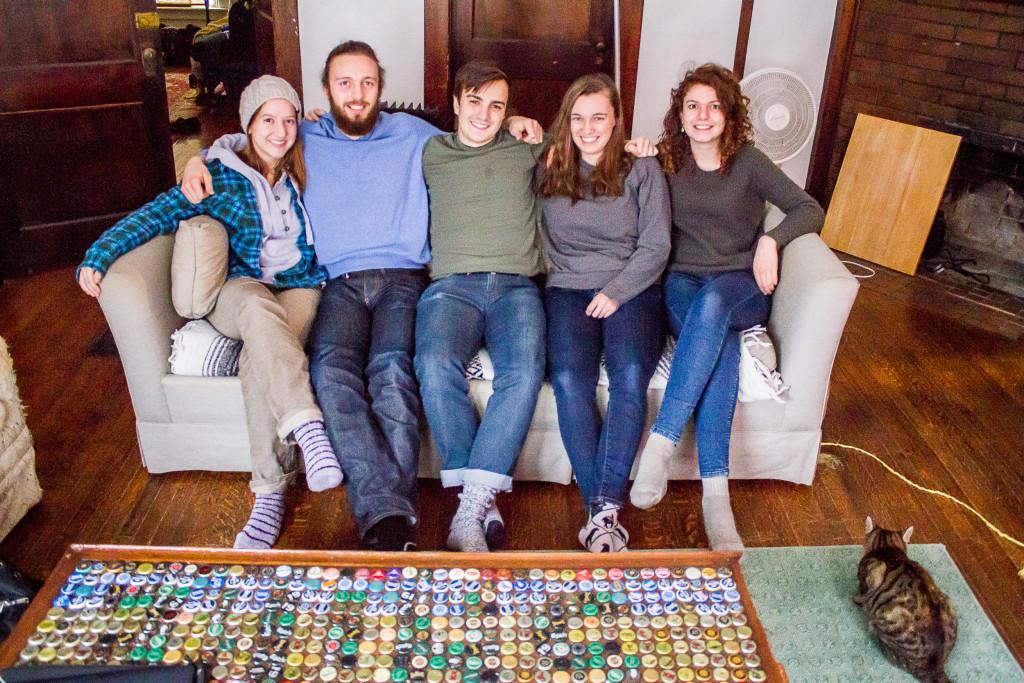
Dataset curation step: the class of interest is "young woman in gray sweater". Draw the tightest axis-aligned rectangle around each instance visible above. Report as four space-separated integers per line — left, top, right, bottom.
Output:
630 64 824 555
538 73 671 552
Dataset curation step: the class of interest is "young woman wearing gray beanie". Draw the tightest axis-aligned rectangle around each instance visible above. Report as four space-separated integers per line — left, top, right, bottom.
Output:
78 75 342 549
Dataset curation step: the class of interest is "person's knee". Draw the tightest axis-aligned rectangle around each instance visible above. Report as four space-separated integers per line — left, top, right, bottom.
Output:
413 344 460 390
549 365 583 399
369 349 416 389
606 360 650 397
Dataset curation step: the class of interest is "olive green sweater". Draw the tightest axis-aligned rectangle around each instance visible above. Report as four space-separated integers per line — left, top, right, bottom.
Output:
422 130 546 278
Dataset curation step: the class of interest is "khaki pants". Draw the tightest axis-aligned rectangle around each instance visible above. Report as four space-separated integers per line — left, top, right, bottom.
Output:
208 277 321 493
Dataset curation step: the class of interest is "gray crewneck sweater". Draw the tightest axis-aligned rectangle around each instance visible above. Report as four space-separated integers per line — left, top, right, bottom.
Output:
667 143 824 274
539 156 670 304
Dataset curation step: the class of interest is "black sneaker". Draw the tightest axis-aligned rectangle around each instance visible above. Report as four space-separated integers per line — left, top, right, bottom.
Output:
363 516 417 552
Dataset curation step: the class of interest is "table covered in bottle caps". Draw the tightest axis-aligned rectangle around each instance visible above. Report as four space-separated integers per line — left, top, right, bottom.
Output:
0 545 786 682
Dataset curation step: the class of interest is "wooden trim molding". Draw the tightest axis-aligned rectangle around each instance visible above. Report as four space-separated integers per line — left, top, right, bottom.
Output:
732 0 754 78
806 0 861 204
618 0 643 136
423 0 450 113
275 0 301 96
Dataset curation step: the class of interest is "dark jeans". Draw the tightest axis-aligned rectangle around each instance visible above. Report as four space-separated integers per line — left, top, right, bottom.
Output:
546 286 663 512
308 268 428 538
414 273 545 491
652 270 769 477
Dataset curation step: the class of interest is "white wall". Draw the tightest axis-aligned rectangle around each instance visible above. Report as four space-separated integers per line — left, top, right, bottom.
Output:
632 1 743 142
632 0 838 189
297 1 424 114
745 0 839 187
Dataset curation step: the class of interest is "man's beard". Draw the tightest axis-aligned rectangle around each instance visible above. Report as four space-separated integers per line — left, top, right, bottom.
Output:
330 98 381 137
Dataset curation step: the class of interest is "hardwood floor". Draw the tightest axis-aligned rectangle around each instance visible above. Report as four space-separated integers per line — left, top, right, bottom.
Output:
1 260 1022 666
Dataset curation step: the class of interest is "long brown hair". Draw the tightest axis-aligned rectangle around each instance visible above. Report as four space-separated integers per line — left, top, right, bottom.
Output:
241 102 307 193
656 63 753 175
539 73 631 203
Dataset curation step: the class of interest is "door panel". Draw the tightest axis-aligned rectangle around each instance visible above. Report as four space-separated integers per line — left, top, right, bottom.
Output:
0 0 174 277
451 0 613 127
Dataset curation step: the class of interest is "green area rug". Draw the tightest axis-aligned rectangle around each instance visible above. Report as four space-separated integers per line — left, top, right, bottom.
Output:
743 545 1023 682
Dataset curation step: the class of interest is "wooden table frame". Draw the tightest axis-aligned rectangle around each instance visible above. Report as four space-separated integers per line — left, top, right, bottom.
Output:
0 545 787 681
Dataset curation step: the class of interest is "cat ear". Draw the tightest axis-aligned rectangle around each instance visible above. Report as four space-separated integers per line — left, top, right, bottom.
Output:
902 526 914 543
865 516 874 533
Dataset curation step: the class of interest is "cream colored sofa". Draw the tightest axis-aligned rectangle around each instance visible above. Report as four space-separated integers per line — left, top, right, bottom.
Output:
0 336 42 541
98 232 857 487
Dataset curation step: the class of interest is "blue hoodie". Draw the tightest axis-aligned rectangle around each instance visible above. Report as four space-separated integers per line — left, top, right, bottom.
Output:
300 111 440 277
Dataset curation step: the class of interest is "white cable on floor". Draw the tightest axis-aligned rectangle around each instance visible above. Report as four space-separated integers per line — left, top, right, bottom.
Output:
840 261 876 279
821 441 1024 580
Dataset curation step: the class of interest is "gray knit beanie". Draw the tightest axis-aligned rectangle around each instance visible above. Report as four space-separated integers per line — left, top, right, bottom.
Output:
239 75 302 129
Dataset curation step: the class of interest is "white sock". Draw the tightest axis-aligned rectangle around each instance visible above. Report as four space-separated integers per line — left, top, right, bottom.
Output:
630 433 676 509
234 492 285 549
579 504 629 553
701 476 744 554
294 420 343 492
447 483 494 552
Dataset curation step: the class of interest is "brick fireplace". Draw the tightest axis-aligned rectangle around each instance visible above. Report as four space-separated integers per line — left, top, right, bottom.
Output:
825 0 1024 294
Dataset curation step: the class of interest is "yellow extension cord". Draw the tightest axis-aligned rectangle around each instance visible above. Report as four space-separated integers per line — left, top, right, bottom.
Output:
820 442 1024 580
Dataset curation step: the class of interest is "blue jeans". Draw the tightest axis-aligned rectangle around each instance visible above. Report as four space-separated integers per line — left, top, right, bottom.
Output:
546 286 662 512
308 268 428 538
652 270 769 478
414 273 545 491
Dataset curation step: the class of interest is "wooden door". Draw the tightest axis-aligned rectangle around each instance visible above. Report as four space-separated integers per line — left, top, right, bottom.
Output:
0 0 175 277
450 0 614 128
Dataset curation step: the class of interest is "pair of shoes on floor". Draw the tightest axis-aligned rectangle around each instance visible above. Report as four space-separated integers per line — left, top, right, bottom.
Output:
363 515 416 552
579 503 629 553
169 116 201 135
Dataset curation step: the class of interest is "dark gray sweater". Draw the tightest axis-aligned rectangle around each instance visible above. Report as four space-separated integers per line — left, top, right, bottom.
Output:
539 156 670 304
667 143 824 274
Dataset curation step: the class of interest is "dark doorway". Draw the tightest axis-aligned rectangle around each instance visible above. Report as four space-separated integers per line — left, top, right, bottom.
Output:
450 0 614 128
0 0 176 277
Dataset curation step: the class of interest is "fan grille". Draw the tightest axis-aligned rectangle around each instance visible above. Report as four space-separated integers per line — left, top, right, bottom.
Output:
741 68 816 163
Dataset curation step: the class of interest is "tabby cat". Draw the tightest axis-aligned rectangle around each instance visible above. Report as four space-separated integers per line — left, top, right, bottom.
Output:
854 516 958 682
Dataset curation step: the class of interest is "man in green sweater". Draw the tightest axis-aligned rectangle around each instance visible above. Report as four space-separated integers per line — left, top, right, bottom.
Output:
414 62 548 552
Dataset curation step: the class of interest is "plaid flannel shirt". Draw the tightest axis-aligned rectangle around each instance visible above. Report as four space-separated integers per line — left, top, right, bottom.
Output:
79 160 325 289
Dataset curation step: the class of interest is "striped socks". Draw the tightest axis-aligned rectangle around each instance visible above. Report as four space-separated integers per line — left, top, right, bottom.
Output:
294 420 343 492
234 492 285 549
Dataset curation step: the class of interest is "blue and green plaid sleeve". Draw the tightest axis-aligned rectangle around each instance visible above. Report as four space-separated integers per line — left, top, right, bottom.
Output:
79 186 205 277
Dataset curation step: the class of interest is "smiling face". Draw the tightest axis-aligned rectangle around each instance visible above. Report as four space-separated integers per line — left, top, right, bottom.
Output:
453 79 509 147
570 91 616 165
324 53 381 138
247 98 298 170
680 83 726 147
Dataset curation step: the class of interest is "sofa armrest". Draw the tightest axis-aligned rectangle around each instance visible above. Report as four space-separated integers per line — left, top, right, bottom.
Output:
97 235 182 423
769 233 859 430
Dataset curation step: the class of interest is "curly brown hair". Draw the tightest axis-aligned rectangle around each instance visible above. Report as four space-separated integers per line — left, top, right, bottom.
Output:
656 63 753 176
539 73 632 203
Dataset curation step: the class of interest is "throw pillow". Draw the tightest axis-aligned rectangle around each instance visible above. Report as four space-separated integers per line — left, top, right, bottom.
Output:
171 215 229 319
169 320 241 377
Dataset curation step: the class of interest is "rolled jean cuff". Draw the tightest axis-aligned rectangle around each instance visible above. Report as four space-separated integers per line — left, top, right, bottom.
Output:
441 468 513 492
250 469 295 495
440 468 465 489
700 467 730 479
587 496 623 513
277 407 324 442
464 468 513 492
650 425 682 445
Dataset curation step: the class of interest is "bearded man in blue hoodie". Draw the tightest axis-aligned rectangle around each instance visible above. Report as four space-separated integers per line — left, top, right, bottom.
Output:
182 41 539 551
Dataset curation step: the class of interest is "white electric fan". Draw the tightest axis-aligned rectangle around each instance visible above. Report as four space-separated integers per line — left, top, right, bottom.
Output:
739 67 817 164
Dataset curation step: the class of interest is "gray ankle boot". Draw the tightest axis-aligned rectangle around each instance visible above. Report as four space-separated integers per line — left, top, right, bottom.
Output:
447 483 495 552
